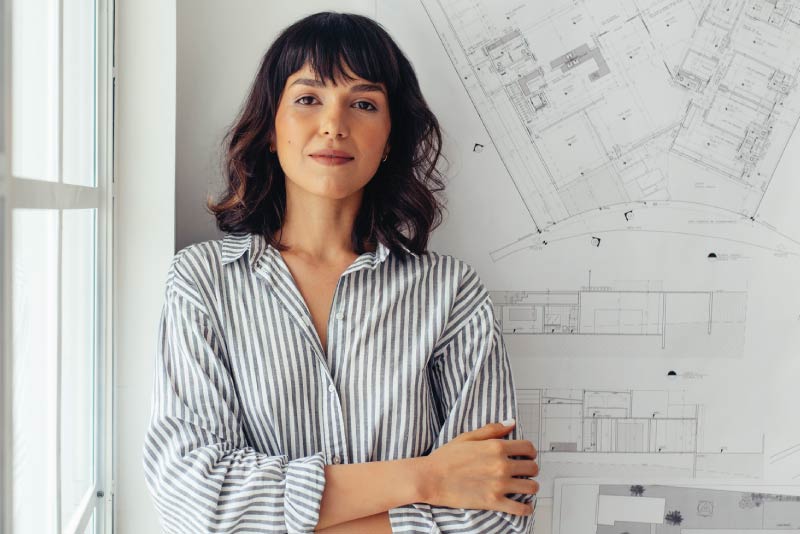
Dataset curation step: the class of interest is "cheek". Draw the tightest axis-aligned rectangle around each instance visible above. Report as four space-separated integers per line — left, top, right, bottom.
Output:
275 112 305 144
367 123 391 151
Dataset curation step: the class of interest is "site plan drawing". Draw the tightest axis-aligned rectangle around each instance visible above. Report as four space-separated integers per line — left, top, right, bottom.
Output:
552 479 800 533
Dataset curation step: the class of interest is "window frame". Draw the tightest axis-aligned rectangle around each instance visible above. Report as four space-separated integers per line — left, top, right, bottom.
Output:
0 0 115 532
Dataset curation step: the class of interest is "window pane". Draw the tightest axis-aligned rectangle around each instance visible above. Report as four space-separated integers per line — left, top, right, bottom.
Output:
12 209 59 533
11 0 59 181
63 0 96 186
0 0 7 161
83 510 96 534
61 209 96 527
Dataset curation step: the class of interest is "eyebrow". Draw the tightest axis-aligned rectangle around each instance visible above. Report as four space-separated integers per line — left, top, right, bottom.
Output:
289 78 386 95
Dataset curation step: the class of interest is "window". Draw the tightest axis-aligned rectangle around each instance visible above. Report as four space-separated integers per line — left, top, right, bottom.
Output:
1 0 114 532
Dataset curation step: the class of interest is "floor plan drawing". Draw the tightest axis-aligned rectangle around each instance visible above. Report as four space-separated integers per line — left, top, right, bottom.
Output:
552 479 800 533
517 389 764 498
420 0 800 250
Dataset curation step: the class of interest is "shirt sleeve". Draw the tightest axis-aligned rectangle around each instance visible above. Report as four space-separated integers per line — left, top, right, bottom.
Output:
388 261 536 534
142 250 327 534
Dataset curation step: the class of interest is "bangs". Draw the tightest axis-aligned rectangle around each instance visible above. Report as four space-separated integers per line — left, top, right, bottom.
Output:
276 13 401 93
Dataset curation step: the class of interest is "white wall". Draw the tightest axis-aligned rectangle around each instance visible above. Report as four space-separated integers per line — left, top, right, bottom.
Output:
115 0 176 532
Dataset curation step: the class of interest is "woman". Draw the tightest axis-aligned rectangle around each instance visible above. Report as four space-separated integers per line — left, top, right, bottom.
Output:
143 11 538 534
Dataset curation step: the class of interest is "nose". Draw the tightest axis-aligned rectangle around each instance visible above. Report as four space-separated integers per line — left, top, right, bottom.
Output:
318 103 349 139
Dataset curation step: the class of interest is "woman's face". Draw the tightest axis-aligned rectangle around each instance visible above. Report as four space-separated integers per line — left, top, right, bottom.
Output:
273 62 391 202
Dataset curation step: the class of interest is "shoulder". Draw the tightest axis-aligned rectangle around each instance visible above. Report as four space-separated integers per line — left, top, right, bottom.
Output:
401 250 490 309
424 253 498 351
415 250 485 288
401 249 479 279
164 238 227 301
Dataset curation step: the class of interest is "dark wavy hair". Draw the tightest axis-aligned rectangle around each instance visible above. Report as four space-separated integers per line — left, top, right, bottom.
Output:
207 11 448 256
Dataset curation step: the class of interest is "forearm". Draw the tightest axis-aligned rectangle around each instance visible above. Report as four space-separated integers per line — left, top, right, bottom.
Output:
316 512 391 533
314 456 428 530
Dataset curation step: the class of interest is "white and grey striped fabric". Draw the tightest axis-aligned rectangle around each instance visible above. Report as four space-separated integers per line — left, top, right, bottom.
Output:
143 232 535 534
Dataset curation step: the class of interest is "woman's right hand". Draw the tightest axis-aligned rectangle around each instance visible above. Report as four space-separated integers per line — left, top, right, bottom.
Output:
419 420 539 516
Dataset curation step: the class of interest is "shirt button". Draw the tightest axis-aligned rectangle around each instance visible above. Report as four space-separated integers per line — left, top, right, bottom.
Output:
335 311 344 320
328 384 335 393
332 455 341 464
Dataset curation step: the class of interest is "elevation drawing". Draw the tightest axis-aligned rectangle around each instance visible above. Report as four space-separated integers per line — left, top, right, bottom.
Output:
490 284 747 357
517 388 764 498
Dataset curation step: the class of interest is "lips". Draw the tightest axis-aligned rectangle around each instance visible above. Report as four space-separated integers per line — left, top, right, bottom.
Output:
310 155 353 161
309 149 355 166
309 149 354 159
309 153 354 166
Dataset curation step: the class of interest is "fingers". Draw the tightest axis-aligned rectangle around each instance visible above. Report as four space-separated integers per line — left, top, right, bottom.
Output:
458 420 516 442
504 477 540 497
503 439 538 459
494 497 535 517
508 459 539 477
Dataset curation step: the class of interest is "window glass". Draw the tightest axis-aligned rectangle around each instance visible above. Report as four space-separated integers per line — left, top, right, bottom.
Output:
63 0 96 186
0 0 6 160
61 208 96 527
11 0 59 181
82 510 96 534
12 209 59 533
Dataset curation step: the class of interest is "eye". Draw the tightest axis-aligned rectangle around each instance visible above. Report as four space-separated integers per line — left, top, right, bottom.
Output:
354 101 377 111
295 96 318 105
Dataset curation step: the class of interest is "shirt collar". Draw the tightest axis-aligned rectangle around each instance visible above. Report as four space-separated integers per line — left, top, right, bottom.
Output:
220 232 261 268
220 232 409 271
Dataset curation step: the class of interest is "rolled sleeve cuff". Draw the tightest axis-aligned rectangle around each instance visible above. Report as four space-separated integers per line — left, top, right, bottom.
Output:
284 451 327 533
388 503 442 533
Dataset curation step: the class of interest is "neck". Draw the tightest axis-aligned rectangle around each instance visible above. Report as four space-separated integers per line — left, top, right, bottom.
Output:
278 184 365 264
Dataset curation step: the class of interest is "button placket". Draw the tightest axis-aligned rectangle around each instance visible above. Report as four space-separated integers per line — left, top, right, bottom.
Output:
333 280 346 322
329 278 352 465
326 383 346 465
324 276 347 361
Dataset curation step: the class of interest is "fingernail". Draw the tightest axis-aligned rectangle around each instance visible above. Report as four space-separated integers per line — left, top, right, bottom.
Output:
501 418 515 427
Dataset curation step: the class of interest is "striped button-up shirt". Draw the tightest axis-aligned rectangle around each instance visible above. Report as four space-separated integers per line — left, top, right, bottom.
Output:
143 232 535 533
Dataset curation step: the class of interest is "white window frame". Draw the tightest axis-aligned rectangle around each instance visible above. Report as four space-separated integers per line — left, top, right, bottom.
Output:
0 0 115 532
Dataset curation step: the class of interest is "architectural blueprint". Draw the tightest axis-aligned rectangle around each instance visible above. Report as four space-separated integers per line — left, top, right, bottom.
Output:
490 286 747 357
378 0 800 531
552 478 800 533
419 0 800 252
518 388 763 499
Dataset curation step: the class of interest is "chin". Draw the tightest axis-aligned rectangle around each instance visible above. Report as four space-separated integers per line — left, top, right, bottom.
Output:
305 184 363 201
312 177 371 199
286 172 372 201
